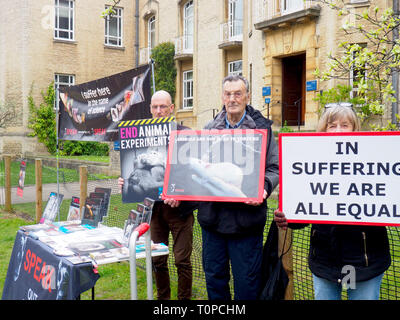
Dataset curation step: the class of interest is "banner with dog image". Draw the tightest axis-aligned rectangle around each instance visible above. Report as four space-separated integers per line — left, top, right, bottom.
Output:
119 116 177 203
162 129 268 202
58 64 152 142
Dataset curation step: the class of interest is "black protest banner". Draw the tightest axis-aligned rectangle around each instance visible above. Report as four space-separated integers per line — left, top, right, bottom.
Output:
58 64 152 141
119 116 177 203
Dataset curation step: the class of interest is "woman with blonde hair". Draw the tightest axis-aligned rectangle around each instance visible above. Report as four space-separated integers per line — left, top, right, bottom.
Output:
274 102 391 300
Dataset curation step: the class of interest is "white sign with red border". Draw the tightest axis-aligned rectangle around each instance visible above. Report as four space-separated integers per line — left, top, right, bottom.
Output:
279 131 400 226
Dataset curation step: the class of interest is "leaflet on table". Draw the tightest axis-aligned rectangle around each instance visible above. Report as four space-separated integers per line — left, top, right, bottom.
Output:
40 192 64 224
64 241 168 265
67 196 81 221
122 198 155 246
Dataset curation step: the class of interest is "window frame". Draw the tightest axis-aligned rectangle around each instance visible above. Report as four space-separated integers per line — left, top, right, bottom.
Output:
54 73 75 110
104 5 124 47
183 0 194 51
54 0 75 41
228 60 243 76
147 15 156 50
182 70 194 110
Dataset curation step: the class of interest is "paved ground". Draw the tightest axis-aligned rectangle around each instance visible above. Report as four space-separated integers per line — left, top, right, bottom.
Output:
0 179 120 205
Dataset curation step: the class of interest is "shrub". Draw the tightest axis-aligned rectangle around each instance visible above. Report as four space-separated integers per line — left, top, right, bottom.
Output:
151 42 177 101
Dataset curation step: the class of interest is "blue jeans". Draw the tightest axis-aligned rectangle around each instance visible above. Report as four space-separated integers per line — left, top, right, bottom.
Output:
313 273 384 300
201 228 263 300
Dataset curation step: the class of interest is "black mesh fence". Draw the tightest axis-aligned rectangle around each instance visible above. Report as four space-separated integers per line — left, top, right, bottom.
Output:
1 157 400 300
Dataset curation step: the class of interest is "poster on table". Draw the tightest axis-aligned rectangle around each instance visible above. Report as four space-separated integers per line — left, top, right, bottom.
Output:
279 131 400 226
162 129 268 202
119 116 177 203
40 192 64 224
66 196 80 221
58 64 152 142
16 159 27 197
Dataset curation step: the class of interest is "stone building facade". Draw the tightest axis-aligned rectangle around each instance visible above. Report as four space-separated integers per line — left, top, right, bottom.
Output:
0 0 136 156
138 0 394 131
0 0 395 158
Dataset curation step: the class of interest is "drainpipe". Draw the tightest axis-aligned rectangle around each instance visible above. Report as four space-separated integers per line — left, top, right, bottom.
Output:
135 0 139 67
392 0 399 125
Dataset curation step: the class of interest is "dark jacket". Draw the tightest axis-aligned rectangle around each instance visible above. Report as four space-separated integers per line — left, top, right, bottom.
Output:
290 222 391 282
193 105 279 235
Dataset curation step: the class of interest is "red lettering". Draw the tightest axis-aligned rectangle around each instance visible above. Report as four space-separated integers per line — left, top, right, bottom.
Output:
24 249 31 271
28 252 36 273
43 267 54 293
93 128 106 135
66 128 78 135
38 262 46 283
33 256 42 282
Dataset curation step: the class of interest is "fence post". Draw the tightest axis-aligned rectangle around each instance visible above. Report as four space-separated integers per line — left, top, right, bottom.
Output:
4 155 12 212
278 228 294 300
35 159 43 223
79 166 88 215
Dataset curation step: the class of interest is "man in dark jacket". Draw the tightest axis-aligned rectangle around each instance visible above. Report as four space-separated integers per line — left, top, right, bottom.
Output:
169 75 279 299
119 90 194 300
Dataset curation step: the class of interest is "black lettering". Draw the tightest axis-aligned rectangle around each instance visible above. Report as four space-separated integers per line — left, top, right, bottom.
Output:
347 183 359 196
310 182 328 195
295 202 307 215
337 203 346 216
377 204 391 217
348 203 362 220
346 142 358 155
364 204 376 217
393 163 400 175
292 162 303 175
336 142 344 154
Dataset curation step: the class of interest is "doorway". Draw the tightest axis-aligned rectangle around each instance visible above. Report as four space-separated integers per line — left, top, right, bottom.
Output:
281 53 305 127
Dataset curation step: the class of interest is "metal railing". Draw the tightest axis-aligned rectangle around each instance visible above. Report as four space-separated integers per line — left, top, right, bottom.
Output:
174 34 194 56
220 19 243 43
254 0 317 24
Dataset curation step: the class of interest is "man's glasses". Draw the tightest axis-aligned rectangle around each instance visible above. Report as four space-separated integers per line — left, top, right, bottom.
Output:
223 91 244 99
324 102 353 110
151 104 170 110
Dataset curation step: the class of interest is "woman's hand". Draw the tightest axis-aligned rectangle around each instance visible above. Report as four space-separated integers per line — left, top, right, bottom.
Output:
274 209 288 230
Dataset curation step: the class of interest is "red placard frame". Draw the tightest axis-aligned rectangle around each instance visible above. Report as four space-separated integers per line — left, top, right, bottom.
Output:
162 129 268 202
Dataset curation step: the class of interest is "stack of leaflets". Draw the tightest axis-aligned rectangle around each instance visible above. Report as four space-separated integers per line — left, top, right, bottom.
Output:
40 192 64 224
67 196 81 221
19 220 168 265
81 188 111 227
122 197 155 246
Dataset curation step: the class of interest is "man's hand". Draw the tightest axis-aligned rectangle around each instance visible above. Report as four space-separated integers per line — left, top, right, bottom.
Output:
245 189 267 206
118 177 124 194
164 198 181 208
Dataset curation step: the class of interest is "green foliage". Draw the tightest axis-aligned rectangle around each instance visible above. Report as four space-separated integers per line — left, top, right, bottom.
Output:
314 1 400 130
28 83 109 156
151 42 177 102
61 141 109 156
314 84 363 115
279 121 295 133
28 84 58 154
